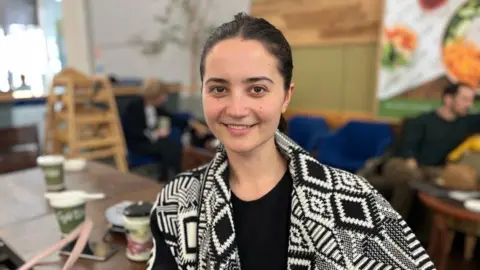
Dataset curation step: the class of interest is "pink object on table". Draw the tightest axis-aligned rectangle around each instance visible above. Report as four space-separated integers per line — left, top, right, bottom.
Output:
18 219 93 270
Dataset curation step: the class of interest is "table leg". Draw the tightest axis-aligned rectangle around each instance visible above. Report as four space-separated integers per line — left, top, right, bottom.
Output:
427 215 440 256
435 215 454 270
464 235 477 261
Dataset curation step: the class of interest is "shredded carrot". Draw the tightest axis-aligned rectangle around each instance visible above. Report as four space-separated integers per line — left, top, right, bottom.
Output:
384 26 417 50
443 38 480 88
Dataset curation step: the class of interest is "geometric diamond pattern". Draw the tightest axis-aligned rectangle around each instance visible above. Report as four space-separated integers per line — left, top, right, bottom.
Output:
211 204 235 255
299 153 333 190
148 131 436 270
332 193 375 232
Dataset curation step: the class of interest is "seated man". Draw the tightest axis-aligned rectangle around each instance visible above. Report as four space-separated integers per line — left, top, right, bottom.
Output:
384 83 480 218
122 79 210 181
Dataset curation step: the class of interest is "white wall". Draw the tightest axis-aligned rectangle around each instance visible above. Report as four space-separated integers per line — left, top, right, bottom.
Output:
62 0 93 74
88 0 251 83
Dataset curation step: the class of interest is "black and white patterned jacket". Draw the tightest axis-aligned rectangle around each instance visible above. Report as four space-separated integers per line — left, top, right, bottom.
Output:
148 131 435 270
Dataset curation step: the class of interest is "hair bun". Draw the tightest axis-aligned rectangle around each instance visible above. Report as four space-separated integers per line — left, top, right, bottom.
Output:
234 12 249 21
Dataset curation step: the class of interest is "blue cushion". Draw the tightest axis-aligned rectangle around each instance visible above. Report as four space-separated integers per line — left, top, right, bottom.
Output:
126 127 183 168
175 112 193 123
127 152 156 168
317 121 393 172
288 116 329 152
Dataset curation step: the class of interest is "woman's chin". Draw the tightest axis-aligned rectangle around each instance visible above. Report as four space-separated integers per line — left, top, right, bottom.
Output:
221 135 275 156
223 141 256 154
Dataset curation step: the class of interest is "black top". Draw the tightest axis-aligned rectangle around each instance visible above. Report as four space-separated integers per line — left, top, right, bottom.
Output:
395 111 480 166
231 171 292 270
149 171 293 270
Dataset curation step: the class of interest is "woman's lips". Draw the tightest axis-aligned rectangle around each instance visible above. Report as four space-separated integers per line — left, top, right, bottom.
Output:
223 123 256 136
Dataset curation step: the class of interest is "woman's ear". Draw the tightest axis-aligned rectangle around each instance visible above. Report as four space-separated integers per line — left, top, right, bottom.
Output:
282 83 294 113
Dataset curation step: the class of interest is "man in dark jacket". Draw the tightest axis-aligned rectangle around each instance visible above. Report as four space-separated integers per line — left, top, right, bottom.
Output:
122 79 209 180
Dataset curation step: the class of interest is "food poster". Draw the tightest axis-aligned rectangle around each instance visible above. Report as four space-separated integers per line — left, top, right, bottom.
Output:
377 0 480 118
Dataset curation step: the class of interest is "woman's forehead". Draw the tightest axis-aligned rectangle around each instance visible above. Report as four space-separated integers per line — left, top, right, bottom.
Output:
207 39 275 64
204 39 279 80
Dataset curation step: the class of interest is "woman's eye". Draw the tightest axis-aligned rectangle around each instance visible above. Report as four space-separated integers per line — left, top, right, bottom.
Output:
211 87 226 93
251 86 266 94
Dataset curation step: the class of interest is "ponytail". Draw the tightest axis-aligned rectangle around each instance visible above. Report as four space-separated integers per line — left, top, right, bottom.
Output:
278 115 288 133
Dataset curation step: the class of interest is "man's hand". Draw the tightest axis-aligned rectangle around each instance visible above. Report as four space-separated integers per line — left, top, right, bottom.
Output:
190 120 210 138
155 127 171 138
405 158 418 170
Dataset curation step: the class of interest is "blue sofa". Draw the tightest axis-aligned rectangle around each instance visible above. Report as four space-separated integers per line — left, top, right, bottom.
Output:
316 121 393 172
287 115 329 153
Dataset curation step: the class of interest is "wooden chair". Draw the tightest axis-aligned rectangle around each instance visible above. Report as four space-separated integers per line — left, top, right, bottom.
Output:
44 68 128 172
0 125 39 174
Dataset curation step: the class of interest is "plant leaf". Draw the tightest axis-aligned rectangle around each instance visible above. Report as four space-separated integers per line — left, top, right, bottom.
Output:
153 15 169 24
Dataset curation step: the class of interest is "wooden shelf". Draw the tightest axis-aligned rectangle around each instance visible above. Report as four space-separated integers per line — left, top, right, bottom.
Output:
0 93 14 102
112 87 140 96
0 87 143 104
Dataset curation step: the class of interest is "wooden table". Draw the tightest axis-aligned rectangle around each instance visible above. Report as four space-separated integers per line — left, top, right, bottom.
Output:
0 162 162 269
0 162 159 228
418 192 480 270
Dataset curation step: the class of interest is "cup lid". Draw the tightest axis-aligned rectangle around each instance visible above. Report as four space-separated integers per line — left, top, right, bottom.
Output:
45 190 104 208
37 155 65 166
123 201 153 217
46 191 85 208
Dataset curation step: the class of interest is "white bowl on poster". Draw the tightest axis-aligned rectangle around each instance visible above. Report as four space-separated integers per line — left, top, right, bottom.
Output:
441 2 480 93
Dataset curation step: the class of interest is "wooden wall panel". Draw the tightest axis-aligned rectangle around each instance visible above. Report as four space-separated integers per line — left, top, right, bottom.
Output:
342 44 378 112
290 44 379 113
251 0 383 46
290 46 344 110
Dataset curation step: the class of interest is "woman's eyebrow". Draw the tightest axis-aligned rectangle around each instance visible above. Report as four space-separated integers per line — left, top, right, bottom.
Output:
204 76 273 84
243 76 274 84
205 77 229 84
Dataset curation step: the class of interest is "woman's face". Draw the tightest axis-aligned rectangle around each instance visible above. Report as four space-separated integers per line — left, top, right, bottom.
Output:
202 38 293 154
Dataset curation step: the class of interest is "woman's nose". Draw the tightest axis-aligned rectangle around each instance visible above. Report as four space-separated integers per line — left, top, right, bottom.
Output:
225 94 249 117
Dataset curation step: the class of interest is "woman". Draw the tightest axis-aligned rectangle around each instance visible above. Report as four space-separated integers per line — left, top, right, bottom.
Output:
148 13 434 270
122 79 209 180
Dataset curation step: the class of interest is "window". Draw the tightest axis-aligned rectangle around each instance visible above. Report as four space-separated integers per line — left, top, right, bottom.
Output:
0 27 9 92
8 24 49 95
0 24 61 97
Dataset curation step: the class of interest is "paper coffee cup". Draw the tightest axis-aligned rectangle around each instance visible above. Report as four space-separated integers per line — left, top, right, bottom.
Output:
158 116 171 130
37 155 65 191
48 192 86 235
123 201 153 261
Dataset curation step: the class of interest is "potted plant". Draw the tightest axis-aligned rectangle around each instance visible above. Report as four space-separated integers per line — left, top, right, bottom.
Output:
130 0 216 94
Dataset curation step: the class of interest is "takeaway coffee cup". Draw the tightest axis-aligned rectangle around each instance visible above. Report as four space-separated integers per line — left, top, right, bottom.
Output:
47 191 87 236
37 155 65 191
45 191 105 236
123 201 154 261
158 116 171 130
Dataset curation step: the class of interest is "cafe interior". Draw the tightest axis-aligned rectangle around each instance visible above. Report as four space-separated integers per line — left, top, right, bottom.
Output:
1 0 479 269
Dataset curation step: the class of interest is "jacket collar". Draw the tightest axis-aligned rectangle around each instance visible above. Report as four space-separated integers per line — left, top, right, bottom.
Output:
196 131 316 268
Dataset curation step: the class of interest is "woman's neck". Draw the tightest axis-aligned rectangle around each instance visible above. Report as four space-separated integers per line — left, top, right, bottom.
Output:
227 137 287 201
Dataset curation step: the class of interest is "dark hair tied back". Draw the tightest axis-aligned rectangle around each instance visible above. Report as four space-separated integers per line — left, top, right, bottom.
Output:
199 12 292 133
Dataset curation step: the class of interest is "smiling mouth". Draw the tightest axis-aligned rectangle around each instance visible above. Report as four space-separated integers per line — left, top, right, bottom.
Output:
222 123 256 129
